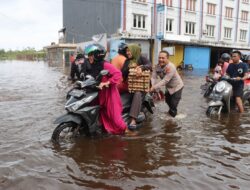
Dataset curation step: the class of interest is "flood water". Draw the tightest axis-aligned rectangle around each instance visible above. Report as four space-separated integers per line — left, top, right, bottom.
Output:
0 60 250 190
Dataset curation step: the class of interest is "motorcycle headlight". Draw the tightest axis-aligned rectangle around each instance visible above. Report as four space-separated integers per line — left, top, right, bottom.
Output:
215 82 225 93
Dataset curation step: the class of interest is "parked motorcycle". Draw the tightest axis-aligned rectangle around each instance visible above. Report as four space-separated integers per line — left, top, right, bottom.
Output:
51 70 154 144
206 76 250 116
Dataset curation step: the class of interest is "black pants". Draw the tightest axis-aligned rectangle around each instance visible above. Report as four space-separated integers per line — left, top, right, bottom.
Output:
165 88 183 117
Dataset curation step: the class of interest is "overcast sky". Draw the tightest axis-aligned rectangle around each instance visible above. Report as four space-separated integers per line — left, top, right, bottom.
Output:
0 0 62 50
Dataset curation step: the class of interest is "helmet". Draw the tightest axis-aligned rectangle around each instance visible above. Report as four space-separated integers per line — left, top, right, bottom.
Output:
242 53 250 62
246 54 250 61
75 53 84 60
220 53 231 62
118 42 128 57
84 43 106 62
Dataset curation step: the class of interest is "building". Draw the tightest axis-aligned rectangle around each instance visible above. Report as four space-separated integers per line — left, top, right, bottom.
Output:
159 0 250 69
45 43 77 68
63 0 250 70
63 0 153 59
63 0 122 43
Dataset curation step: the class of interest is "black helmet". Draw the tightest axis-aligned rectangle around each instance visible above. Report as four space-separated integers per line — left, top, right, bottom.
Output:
84 43 106 62
118 42 128 57
246 54 250 61
241 53 250 62
75 53 84 60
220 53 231 62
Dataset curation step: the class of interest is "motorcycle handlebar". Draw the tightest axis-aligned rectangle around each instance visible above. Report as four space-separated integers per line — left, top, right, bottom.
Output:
220 76 241 81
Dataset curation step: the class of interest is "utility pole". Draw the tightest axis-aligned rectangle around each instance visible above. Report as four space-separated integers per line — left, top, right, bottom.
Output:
153 2 165 66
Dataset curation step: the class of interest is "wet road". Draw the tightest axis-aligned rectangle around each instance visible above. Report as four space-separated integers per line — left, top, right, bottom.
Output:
0 60 250 190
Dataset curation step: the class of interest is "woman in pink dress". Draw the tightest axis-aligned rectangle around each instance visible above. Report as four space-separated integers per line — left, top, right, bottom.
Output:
84 44 128 135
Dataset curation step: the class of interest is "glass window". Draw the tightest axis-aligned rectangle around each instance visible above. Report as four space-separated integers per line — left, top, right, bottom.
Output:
166 19 173 32
186 0 196 11
207 3 216 15
166 0 173 7
225 7 233 19
240 30 247 41
133 14 146 29
224 27 232 39
206 25 215 37
185 22 195 34
241 11 248 21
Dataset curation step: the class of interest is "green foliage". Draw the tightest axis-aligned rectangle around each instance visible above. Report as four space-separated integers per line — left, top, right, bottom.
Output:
0 48 46 61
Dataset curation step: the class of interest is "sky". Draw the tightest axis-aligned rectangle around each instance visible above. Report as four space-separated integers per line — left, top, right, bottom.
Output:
0 0 62 50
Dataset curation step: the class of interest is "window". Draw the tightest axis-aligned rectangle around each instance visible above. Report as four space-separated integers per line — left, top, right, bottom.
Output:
186 0 196 11
206 25 215 37
240 30 247 41
242 0 249 3
185 22 195 34
207 3 216 15
241 11 248 21
225 7 233 19
224 27 232 39
166 0 173 7
166 19 173 32
133 14 146 29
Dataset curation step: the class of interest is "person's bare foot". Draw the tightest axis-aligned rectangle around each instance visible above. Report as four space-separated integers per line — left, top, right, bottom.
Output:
125 128 138 136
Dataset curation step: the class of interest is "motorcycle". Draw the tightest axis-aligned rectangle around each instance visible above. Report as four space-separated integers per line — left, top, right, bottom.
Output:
206 76 250 116
51 70 154 144
200 75 217 98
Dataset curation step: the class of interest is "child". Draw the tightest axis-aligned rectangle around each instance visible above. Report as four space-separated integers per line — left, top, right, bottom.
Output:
213 59 224 80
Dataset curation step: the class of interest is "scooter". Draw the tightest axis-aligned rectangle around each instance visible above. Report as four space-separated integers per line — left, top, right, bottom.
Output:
243 76 250 105
200 75 217 98
206 76 250 116
51 70 154 144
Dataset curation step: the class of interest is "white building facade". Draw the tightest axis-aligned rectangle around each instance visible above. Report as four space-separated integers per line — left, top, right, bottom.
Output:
121 0 250 68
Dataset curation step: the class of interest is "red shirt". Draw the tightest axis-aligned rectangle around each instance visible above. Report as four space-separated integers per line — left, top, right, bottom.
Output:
222 62 229 76
70 55 75 64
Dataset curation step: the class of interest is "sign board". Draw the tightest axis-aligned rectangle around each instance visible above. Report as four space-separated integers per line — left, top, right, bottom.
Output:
163 47 175 56
156 4 166 40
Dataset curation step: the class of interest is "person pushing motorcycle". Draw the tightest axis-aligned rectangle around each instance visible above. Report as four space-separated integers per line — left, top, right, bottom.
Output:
150 50 184 117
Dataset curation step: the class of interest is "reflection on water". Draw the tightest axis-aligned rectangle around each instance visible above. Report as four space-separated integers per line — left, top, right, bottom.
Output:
1 60 250 190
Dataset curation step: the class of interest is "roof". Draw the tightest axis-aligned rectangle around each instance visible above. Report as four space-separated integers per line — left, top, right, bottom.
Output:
44 43 77 49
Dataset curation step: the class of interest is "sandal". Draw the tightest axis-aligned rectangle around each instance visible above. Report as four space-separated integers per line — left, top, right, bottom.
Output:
128 124 137 130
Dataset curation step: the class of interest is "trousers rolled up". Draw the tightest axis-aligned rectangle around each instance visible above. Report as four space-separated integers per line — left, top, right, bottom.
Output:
165 88 183 117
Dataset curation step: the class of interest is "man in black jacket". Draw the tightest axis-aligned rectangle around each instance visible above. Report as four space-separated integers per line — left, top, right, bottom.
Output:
70 53 91 81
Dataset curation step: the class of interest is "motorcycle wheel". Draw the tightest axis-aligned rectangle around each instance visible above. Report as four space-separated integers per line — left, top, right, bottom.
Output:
242 88 250 105
206 106 220 116
51 122 80 144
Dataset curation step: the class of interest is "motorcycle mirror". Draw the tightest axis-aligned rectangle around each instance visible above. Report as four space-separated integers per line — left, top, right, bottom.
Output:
100 70 109 76
75 81 82 86
86 75 94 79
96 70 109 82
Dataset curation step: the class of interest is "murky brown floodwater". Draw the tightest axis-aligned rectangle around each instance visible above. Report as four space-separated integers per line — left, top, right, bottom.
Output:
0 60 250 190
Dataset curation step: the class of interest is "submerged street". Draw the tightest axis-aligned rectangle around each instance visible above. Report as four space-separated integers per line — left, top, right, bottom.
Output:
0 60 250 190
